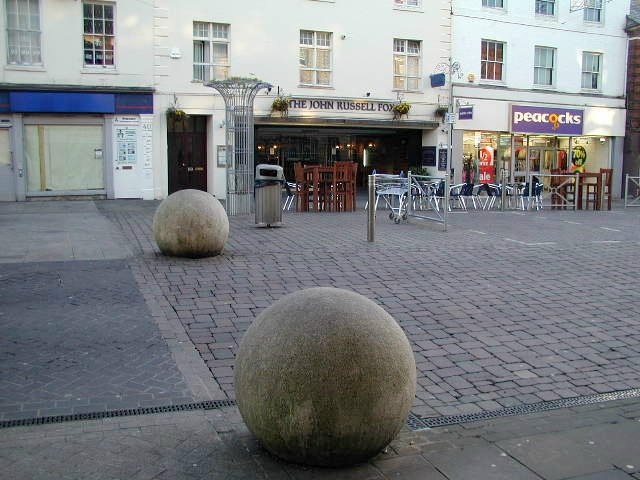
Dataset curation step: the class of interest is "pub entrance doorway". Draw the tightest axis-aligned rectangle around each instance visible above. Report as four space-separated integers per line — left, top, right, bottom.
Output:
167 115 207 194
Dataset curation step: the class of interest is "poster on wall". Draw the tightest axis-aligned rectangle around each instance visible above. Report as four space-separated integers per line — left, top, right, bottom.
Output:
115 126 137 164
570 145 587 173
478 146 495 184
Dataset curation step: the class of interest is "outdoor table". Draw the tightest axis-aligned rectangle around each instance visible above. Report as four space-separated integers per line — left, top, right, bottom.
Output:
577 172 602 210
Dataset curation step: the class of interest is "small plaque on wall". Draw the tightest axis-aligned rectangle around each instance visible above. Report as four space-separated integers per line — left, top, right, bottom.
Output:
217 145 227 167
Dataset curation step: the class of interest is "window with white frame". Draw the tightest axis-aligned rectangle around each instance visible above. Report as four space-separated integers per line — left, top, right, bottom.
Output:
534 46 555 86
299 30 332 86
581 52 601 90
535 0 555 15
193 22 230 82
393 39 421 91
481 40 504 81
482 0 504 8
583 0 603 23
83 2 115 66
394 0 421 7
5 0 41 65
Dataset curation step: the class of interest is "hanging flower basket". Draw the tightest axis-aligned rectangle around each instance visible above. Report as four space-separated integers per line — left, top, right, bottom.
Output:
392 101 411 119
435 105 449 116
271 96 290 117
166 106 188 122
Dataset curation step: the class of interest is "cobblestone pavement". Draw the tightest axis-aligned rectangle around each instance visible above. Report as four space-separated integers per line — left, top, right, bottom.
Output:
98 201 640 419
2 398 640 479
0 259 195 421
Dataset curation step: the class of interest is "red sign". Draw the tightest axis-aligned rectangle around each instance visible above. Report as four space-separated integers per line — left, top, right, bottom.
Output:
478 146 495 184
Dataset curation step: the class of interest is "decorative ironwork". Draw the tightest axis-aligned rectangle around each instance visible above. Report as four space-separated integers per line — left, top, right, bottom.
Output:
206 78 272 215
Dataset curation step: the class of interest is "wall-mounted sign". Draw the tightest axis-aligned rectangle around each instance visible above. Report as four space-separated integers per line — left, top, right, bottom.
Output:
438 148 448 171
422 146 436 167
458 106 473 120
217 145 227 168
287 98 395 113
430 73 446 88
511 105 583 135
115 126 137 164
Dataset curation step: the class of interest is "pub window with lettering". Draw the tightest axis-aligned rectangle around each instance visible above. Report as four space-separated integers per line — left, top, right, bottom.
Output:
481 40 504 82
193 22 230 82
533 46 555 87
393 39 421 91
83 2 115 67
299 30 332 87
6 0 42 66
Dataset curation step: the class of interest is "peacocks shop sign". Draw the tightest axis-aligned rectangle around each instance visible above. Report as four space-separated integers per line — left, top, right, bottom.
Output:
288 98 396 113
510 105 584 135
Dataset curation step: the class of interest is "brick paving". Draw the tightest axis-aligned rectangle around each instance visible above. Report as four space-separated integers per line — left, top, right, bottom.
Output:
0 259 194 420
98 201 640 419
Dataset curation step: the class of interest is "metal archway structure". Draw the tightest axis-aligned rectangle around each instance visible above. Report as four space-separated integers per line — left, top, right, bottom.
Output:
206 78 272 215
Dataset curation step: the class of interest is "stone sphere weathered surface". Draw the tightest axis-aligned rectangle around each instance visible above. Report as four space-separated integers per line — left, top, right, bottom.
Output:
152 189 229 258
234 287 416 467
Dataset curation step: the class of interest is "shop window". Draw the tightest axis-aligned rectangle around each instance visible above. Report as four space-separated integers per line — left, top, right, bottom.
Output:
482 0 504 8
534 46 555 87
299 30 332 87
481 40 504 81
535 0 555 16
83 2 115 67
581 52 601 90
193 22 229 82
5 0 41 66
25 125 104 192
583 0 603 23
393 38 421 91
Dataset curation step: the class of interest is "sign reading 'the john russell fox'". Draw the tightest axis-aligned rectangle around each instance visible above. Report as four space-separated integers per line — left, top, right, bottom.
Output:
511 105 584 135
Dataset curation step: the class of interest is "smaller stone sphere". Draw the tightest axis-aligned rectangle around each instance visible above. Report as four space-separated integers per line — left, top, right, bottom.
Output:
234 287 417 467
153 189 229 258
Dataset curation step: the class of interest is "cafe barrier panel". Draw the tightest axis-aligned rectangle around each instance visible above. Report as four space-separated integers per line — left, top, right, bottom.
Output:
625 174 640 208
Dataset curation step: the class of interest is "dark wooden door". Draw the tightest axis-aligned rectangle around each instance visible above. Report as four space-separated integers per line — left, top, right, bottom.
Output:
168 115 207 194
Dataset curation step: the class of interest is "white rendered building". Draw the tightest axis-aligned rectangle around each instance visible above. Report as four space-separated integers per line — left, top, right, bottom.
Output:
450 0 628 196
0 0 155 201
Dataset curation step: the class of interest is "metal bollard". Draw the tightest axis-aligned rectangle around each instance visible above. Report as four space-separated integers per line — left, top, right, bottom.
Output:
367 175 375 242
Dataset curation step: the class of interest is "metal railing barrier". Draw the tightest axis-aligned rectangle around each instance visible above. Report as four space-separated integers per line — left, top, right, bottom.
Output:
625 174 640 207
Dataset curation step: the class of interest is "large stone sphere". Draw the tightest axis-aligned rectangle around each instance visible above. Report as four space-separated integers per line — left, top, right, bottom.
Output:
234 287 416 467
153 189 229 258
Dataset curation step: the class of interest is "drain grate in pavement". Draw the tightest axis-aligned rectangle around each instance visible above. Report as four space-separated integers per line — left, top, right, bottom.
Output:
0 399 237 429
409 388 640 431
4 388 640 430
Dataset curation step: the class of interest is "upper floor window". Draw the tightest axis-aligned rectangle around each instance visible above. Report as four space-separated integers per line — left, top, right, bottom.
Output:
583 0 603 23
534 46 555 86
83 2 115 67
481 40 504 81
299 30 332 86
193 22 229 82
535 0 555 15
393 39 421 91
482 0 504 8
5 0 41 65
581 52 601 90
394 0 421 7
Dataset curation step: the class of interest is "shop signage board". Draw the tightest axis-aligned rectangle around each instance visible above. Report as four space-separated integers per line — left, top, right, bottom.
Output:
287 98 395 113
458 106 473 120
511 105 584 135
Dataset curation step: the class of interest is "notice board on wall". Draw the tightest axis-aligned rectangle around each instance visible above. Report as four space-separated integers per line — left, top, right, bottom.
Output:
438 148 448 171
421 146 436 167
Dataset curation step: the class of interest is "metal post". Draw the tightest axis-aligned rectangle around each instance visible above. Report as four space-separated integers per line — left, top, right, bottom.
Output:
407 171 412 219
625 173 629 207
574 172 580 210
500 166 507 211
367 174 375 242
